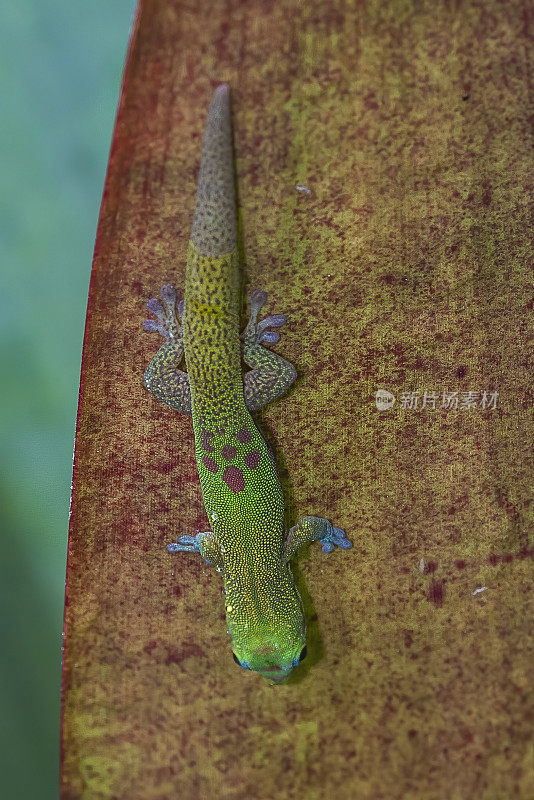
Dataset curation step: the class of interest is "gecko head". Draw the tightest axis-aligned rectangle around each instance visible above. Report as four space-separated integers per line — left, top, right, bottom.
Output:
232 641 308 683
224 562 307 682
227 599 308 683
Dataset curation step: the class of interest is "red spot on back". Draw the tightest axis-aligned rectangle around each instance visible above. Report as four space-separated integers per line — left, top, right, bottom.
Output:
201 430 215 452
221 445 237 460
244 450 261 469
236 427 252 444
202 456 218 473
223 465 245 493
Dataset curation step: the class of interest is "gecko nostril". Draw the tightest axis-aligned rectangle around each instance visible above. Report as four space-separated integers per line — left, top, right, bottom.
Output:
254 645 277 656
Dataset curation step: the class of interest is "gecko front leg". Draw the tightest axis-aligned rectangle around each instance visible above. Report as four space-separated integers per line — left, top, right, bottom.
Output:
143 284 192 414
281 516 353 562
243 289 297 410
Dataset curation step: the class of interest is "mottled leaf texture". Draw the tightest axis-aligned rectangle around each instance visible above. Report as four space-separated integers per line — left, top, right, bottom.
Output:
61 1 534 799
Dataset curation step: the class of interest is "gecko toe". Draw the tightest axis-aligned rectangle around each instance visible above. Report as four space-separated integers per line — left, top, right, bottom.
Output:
146 298 165 316
143 318 167 336
259 314 286 328
331 527 353 548
143 284 183 341
256 313 286 344
259 330 280 343
251 288 267 304
161 284 177 303
335 537 353 550
320 526 353 554
167 535 198 553
250 289 268 317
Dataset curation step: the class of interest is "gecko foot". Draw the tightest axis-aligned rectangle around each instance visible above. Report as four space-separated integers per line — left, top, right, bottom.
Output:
143 284 184 341
167 534 200 553
242 288 297 409
319 525 353 554
245 289 288 345
167 531 223 570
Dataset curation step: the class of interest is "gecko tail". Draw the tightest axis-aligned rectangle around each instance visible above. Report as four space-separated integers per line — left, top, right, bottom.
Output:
190 83 236 257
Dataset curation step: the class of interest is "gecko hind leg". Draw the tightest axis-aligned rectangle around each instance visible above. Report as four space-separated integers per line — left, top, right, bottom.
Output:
243 289 297 411
143 284 192 414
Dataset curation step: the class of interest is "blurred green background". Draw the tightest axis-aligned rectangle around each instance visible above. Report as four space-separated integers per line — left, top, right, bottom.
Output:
1 2 136 797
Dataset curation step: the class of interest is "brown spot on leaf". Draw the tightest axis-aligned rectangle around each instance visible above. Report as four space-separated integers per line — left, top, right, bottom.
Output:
427 579 445 607
165 643 204 665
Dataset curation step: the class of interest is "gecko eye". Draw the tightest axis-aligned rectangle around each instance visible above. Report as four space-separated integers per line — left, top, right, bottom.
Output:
298 645 308 663
233 653 251 670
233 652 250 669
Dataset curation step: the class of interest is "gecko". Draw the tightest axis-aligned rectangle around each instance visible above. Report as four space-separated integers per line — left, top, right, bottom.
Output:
142 84 352 683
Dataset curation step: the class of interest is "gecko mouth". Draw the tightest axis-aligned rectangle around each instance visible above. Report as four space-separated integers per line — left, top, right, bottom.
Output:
258 665 290 683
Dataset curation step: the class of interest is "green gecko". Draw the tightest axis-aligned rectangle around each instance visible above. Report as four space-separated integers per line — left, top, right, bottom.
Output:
142 84 352 683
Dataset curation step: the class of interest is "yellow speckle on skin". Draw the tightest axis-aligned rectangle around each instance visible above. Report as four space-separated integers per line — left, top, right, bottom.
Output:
226 605 233 612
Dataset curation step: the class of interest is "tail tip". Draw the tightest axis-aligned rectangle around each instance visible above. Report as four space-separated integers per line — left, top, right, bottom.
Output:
208 83 230 117
214 82 230 98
